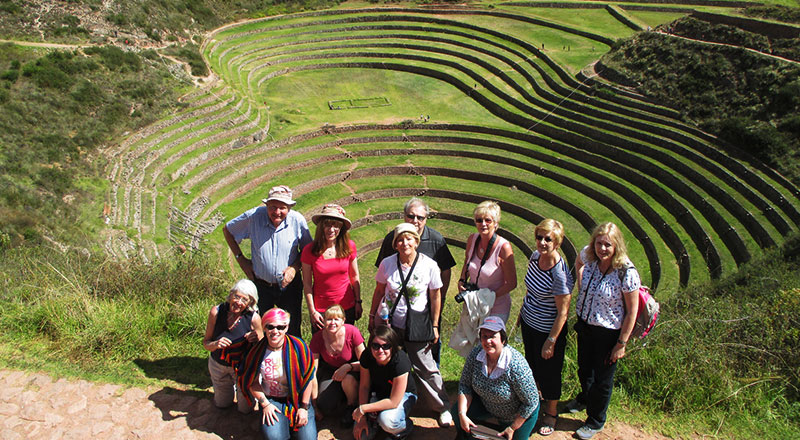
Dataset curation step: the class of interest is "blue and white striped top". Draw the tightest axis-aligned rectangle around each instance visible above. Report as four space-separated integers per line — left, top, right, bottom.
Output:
521 251 573 333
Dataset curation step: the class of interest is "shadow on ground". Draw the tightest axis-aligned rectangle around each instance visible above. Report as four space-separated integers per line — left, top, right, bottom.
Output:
135 356 211 389
149 387 262 439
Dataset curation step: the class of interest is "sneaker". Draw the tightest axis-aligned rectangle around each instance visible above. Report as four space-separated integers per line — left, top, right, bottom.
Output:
564 398 587 414
438 409 454 427
392 421 414 440
576 425 602 439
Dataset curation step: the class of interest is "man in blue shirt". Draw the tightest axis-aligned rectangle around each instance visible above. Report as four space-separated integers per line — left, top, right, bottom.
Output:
223 185 312 336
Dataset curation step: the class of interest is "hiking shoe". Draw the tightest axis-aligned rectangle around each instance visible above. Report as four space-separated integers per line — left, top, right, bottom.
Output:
576 425 602 439
438 409 454 427
564 398 586 414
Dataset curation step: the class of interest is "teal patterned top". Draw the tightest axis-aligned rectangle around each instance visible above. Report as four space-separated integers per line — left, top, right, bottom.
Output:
458 345 539 421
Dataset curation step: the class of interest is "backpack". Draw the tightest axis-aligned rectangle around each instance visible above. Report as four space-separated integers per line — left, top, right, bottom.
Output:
619 265 660 339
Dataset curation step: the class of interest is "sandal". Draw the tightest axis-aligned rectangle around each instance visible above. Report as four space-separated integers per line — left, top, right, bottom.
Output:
538 412 557 436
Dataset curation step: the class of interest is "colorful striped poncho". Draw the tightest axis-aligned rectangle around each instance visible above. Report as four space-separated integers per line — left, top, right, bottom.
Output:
237 334 315 429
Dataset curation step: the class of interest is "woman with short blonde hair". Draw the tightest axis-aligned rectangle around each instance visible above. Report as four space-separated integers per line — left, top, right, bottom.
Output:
457 201 517 321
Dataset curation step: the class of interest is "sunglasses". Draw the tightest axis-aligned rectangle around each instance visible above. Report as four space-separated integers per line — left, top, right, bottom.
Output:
370 342 392 351
536 235 553 243
405 214 426 221
265 324 287 331
474 218 494 224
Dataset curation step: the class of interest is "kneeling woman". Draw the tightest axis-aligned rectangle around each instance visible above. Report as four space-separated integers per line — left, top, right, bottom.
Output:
310 304 366 424
239 308 317 440
454 316 540 440
352 325 417 440
202 279 262 413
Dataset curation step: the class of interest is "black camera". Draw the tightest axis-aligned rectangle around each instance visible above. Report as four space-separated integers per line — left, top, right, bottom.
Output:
455 282 478 303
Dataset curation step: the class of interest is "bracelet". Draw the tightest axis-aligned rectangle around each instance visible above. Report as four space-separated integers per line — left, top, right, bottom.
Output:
617 339 627 346
433 326 439 329
235 252 243 259
300 402 310 410
546 336 556 343
355 300 363 304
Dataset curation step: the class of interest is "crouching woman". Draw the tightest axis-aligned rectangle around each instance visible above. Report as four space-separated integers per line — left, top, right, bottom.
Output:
352 325 417 440
453 316 540 440
238 307 317 440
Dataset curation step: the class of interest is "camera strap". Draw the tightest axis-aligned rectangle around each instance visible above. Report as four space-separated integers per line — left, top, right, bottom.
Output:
389 251 421 321
467 233 497 286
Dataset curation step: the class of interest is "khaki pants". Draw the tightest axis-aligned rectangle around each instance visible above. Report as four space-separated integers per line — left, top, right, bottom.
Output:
207 357 252 413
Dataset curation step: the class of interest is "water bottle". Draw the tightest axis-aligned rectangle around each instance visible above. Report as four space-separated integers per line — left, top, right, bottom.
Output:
378 302 390 326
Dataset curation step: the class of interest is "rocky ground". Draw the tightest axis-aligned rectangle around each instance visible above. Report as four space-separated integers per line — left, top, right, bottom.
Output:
0 369 671 439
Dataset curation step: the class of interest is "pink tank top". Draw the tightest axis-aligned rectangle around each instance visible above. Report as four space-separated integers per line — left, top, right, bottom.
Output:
466 233 511 317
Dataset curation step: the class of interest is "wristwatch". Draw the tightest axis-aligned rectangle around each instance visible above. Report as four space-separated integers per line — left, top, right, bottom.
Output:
546 336 556 343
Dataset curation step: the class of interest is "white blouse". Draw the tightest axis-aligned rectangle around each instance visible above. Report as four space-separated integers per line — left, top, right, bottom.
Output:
575 246 640 330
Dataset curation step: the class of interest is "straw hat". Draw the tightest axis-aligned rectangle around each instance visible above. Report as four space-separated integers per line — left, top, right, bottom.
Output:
311 204 351 229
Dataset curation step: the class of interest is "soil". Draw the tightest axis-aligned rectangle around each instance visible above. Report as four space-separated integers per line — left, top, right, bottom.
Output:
0 369 671 440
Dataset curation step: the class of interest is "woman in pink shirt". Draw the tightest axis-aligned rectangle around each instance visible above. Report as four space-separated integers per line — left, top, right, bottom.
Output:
302 204 362 332
310 305 366 425
457 201 517 322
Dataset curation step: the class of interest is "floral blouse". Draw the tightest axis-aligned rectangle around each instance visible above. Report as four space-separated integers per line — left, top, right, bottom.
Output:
575 246 640 330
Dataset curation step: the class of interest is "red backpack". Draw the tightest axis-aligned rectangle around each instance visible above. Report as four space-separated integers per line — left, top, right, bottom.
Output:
620 266 660 339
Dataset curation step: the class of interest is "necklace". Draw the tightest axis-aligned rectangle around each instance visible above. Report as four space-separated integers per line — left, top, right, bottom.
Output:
227 313 241 329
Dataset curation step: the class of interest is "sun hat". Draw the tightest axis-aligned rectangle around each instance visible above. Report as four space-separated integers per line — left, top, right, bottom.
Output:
393 222 421 243
311 204 352 229
262 185 296 206
479 315 506 333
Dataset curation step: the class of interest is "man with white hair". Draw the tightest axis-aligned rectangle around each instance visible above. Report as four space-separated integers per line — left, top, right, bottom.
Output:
223 185 312 336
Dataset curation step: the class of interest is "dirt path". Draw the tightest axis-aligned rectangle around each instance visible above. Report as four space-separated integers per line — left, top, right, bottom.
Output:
0 369 671 439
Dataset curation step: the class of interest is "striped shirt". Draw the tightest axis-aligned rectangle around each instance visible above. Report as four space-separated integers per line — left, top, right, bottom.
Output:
521 251 573 333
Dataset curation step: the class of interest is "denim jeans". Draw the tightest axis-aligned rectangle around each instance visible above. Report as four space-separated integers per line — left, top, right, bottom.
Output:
373 392 416 436
259 398 317 440
451 393 538 440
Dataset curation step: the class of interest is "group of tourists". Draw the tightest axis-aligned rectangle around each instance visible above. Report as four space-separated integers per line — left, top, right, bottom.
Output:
204 185 641 440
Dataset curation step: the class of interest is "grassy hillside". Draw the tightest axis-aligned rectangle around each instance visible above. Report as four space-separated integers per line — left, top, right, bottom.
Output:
0 43 187 247
600 17 800 182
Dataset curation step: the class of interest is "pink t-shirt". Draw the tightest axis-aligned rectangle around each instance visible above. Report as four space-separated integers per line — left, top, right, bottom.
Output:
309 324 365 368
301 240 357 312
466 233 511 317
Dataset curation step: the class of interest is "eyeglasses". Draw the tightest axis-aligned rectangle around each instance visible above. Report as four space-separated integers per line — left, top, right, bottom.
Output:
405 214 426 221
474 218 494 224
265 324 287 331
231 294 250 304
536 235 553 243
370 342 392 351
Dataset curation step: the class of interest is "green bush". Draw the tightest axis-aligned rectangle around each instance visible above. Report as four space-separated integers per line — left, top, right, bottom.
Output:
601 26 800 182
